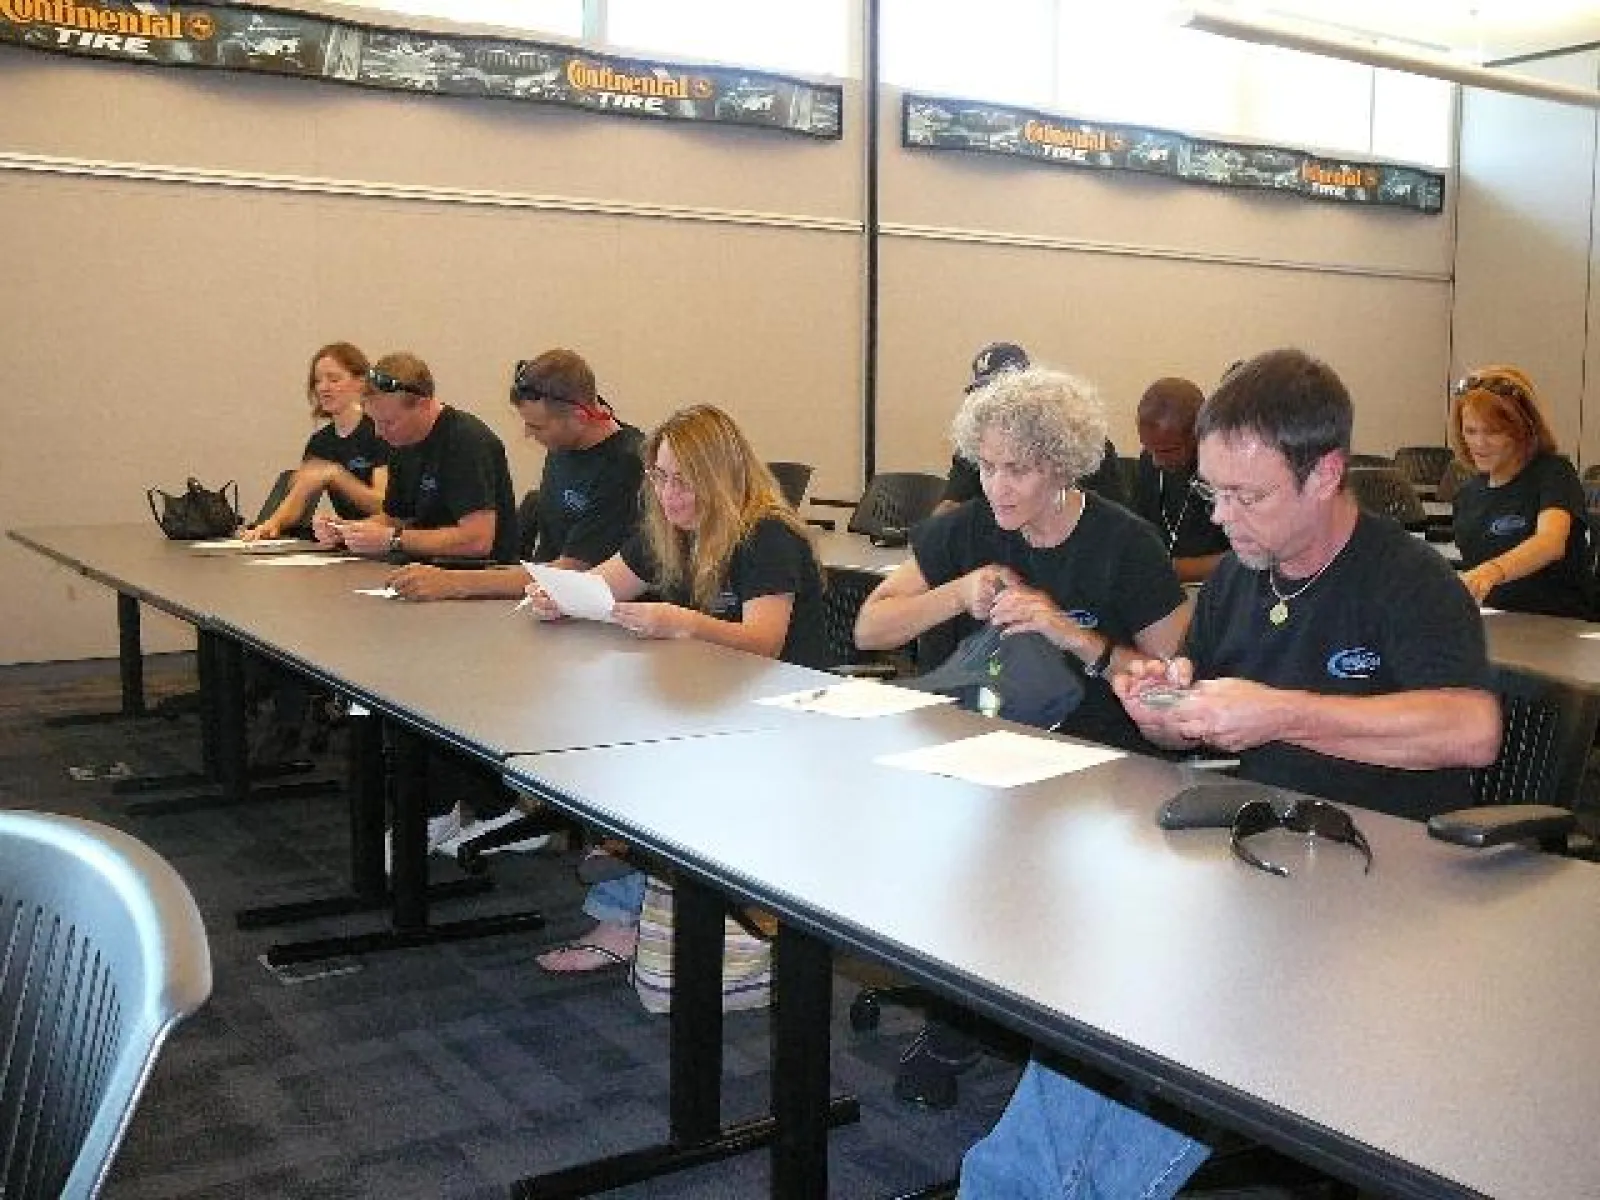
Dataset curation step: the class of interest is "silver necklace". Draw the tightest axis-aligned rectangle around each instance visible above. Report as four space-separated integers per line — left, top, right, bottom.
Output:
1157 470 1192 552
1266 556 1336 626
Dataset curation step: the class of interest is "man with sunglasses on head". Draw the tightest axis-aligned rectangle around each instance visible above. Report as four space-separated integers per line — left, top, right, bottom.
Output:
312 351 518 565
387 348 643 601
955 347 1502 1200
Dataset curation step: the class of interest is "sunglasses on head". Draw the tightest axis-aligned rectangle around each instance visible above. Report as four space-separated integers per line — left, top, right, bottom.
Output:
367 368 428 397
1452 374 1531 405
1230 797 1373 879
510 360 612 421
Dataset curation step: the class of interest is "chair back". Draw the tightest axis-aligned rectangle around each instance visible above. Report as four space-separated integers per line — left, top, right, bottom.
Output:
1346 452 1393 469
0 812 211 1199
821 567 880 669
766 461 814 509
1472 667 1600 813
1583 464 1600 484
1391 445 1454 488
1345 466 1425 529
1435 458 1475 504
516 488 540 561
254 468 302 528
846 472 946 538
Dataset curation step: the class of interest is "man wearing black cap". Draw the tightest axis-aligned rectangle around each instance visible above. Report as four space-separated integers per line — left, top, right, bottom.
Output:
936 342 1126 515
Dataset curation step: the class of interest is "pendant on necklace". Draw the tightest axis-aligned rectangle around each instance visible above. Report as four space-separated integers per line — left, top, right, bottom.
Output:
1269 600 1289 626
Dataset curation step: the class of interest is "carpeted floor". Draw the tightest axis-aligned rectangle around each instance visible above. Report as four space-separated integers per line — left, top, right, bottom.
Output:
1 654 1019 1199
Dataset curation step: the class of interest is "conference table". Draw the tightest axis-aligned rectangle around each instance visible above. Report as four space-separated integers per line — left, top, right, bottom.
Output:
17 523 1600 1200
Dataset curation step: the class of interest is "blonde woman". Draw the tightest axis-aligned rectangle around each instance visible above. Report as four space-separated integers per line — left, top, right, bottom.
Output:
240 342 390 540
1450 365 1593 617
526 403 826 973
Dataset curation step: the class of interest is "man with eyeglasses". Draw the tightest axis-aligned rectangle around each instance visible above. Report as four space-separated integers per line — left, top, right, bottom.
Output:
956 347 1502 1199
1130 375 1229 583
313 351 518 564
387 348 643 601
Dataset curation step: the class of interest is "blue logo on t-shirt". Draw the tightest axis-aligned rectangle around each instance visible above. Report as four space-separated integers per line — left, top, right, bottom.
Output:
1326 647 1381 679
419 474 439 494
1066 609 1099 630
347 456 372 471
1489 515 1528 537
562 488 589 513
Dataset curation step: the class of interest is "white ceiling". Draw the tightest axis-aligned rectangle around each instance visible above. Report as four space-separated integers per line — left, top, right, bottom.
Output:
1236 2 1600 63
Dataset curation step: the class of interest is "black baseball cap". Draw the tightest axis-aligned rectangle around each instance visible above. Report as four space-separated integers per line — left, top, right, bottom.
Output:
967 342 1030 392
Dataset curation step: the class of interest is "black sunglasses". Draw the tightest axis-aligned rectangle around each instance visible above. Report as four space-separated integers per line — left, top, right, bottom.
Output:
367 368 428 397
510 360 611 421
1230 797 1373 879
1452 374 1531 405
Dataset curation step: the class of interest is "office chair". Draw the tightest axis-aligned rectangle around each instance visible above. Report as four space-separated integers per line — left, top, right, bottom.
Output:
1345 466 1427 531
516 488 540 561
843 472 947 538
0 811 211 1199
1391 445 1454 490
766 461 814 509
1344 452 1393 469
1435 458 1475 505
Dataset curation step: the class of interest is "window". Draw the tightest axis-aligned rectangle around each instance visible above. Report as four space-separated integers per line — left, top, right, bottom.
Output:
606 0 850 77
883 0 1055 107
346 0 584 39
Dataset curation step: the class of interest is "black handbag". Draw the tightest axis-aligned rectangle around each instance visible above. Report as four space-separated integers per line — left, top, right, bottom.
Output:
146 477 242 540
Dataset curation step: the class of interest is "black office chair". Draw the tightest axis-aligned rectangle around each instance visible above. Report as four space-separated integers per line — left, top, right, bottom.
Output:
1583 464 1600 485
516 488 541 561
1434 458 1475 505
1391 445 1454 490
766 461 814 510
846 472 947 539
1345 466 1426 531
1345 452 1393 469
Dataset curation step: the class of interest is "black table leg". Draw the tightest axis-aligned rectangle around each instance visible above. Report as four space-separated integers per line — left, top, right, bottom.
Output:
47 593 147 727
508 878 859 1199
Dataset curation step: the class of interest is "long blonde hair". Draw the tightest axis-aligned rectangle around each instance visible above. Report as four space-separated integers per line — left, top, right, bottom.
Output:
641 405 816 611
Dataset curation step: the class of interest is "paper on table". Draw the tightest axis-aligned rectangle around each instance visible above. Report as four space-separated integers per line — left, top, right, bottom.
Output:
526 563 615 622
189 537 301 551
1579 631 1600 640
354 586 399 598
755 679 954 718
246 554 355 567
876 729 1123 788
1479 607 1504 616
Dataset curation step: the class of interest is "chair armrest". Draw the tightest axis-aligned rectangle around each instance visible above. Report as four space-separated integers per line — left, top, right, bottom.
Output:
1427 804 1576 849
805 518 837 532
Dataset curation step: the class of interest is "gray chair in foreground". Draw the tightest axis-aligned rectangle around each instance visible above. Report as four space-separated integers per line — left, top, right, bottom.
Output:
0 811 211 1199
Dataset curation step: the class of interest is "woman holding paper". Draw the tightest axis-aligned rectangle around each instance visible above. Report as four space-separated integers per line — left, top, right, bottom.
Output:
240 341 390 540
526 403 826 973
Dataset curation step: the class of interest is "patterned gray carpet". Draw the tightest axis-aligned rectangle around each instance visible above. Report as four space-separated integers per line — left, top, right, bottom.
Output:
1 655 1019 1199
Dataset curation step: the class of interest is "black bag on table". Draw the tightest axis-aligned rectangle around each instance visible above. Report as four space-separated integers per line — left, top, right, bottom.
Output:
146 477 242 540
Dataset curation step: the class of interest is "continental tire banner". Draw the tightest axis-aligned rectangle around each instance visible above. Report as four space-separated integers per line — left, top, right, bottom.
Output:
904 94 1443 215
0 1 843 140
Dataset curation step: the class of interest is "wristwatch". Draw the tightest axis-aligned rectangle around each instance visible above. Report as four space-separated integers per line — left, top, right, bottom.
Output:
1081 639 1115 679
388 528 404 556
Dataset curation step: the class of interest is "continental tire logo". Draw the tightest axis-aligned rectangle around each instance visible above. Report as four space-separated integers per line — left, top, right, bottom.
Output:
0 0 211 40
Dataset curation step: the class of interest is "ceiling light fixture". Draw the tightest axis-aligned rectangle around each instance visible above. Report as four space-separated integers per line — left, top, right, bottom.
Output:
1173 2 1600 110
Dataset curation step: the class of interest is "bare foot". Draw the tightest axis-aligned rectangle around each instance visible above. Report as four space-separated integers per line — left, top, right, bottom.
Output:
535 920 638 974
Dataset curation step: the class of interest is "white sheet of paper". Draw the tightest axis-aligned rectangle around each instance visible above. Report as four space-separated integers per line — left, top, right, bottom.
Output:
246 554 354 568
1579 631 1600 640
875 729 1123 788
526 563 615 622
1479 607 1504 616
189 537 301 551
755 679 954 719
353 586 399 598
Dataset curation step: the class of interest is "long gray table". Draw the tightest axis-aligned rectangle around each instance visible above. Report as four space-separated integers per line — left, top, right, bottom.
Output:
1482 609 1600 690
508 712 1600 1200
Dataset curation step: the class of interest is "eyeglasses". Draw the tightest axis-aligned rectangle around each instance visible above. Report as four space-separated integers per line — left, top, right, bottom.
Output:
367 368 428 397
510 360 611 422
645 466 694 494
1190 478 1278 511
1230 797 1373 878
1452 374 1532 405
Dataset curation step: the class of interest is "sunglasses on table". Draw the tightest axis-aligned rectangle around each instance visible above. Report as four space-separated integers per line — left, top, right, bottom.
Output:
1452 374 1531 405
510 360 612 421
367 368 429 397
1229 797 1373 879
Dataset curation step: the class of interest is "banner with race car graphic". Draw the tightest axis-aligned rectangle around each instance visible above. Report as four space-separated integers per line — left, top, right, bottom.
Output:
903 93 1443 215
0 1 843 140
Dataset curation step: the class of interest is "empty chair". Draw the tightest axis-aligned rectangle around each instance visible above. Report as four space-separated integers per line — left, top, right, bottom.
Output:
1585 464 1600 485
1435 457 1475 504
766 461 814 509
0 811 211 1199
1391 445 1454 489
1346 466 1426 529
846 472 946 539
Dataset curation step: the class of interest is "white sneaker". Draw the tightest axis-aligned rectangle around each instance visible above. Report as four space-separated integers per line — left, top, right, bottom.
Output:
435 809 551 859
384 804 463 874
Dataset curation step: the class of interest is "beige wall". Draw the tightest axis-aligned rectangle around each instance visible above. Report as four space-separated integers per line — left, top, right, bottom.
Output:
4 45 1461 663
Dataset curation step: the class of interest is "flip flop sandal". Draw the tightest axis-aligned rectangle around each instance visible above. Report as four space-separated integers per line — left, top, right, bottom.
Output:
575 849 636 885
535 940 631 975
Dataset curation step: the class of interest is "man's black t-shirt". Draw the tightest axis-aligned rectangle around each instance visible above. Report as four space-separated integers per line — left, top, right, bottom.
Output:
944 438 1127 507
1187 513 1490 819
1452 452 1593 619
1131 453 1229 561
913 493 1184 749
535 424 644 566
384 406 518 563
618 515 829 669
303 416 391 520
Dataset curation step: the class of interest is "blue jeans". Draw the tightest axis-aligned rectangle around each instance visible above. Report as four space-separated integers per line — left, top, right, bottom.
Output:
960 1061 1210 1199
583 869 647 926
